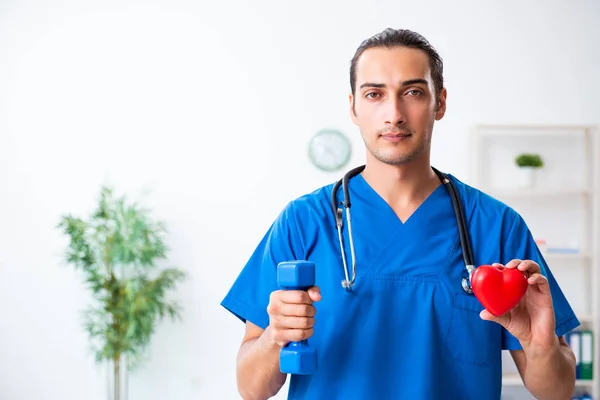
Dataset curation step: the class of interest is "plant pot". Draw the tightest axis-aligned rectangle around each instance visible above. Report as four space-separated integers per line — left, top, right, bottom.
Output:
517 166 538 188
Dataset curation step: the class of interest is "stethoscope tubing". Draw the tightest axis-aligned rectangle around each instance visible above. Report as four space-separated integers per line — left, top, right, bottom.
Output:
331 165 475 293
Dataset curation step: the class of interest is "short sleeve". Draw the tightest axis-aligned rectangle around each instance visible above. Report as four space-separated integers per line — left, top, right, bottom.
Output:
220 202 304 329
500 211 581 350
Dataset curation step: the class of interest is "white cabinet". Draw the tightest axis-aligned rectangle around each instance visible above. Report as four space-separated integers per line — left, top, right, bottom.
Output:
469 124 600 399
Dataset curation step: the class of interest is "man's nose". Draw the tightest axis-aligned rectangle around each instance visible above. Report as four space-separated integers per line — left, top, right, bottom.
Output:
384 97 406 126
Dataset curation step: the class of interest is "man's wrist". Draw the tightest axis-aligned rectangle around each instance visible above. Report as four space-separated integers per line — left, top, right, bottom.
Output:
522 333 561 362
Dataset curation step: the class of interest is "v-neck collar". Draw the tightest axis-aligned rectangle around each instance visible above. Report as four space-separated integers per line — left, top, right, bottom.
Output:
351 173 446 226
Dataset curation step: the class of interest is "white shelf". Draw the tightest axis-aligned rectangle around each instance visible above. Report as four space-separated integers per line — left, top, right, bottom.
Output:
482 187 593 198
474 124 594 137
502 373 594 387
542 252 591 262
578 314 596 323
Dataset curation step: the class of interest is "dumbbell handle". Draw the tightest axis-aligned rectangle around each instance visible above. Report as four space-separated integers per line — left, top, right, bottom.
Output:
280 284 310 348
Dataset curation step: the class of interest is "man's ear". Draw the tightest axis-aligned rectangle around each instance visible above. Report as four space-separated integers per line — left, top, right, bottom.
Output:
435 88 447 121
349 93 358 125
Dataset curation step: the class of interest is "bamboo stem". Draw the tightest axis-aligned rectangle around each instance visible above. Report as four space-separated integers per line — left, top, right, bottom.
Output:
114 355 120 400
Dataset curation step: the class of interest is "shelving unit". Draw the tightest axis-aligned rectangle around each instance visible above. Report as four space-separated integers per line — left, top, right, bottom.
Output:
470 124 600 399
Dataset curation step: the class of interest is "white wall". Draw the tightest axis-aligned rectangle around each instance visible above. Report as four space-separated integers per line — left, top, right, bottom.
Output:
0 0 598 399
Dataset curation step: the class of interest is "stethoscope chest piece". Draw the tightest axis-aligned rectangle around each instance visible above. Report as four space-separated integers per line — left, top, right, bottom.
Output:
461 265 476 294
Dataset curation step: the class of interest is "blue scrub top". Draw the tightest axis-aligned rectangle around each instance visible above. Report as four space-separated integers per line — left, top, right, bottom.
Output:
221 172 579 400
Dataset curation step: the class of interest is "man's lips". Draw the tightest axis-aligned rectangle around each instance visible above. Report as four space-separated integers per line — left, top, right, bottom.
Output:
381 132 412 141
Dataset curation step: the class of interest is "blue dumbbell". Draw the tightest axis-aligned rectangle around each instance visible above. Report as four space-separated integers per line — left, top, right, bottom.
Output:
277 260 318 375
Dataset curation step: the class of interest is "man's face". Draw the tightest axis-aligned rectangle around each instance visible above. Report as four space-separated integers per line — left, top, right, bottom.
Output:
350 46 446 166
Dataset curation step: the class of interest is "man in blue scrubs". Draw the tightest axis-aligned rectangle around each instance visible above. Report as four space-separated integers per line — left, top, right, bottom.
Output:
221 28 578 399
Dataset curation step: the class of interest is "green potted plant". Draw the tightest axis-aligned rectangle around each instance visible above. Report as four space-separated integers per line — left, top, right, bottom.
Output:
515 153 544 188
57 186 187 400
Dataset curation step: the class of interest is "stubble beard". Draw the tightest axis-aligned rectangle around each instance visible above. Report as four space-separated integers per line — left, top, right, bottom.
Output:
365 130 432 166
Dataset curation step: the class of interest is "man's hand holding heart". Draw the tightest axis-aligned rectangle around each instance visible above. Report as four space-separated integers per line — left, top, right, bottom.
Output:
476 259 558 354
472 259 577 399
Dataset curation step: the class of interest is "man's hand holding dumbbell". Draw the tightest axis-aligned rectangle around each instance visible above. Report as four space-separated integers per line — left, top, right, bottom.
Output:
266 286 321 347
233 261 320 400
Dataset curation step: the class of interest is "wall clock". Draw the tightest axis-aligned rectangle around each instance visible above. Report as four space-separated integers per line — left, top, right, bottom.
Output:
308 129 352 172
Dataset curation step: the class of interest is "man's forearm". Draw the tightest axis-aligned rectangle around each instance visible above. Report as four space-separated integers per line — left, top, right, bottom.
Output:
522 336 576 400
236 326 287 400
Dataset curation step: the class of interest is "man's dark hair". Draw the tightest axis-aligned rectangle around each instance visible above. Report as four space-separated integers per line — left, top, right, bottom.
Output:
350 28 444 101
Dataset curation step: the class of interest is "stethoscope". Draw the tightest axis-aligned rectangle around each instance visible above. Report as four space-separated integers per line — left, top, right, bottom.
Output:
331 165 476 294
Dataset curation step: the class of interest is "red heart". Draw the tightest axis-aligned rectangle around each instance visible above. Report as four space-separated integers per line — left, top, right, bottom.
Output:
471 265 528 317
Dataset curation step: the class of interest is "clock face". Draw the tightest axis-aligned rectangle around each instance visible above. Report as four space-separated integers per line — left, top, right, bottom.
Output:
308 129 352 172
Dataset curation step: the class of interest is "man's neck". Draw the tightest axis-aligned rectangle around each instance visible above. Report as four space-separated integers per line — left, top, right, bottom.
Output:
361 157 441 214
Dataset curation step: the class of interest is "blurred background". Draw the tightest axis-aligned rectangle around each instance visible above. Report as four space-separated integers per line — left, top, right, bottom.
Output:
1 0 599 399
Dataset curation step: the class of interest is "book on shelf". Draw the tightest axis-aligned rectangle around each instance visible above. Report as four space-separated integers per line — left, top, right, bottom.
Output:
565 329 594 381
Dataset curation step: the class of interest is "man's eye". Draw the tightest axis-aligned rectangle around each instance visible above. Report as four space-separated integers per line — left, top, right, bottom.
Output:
407 89 423 96
365 92 380 99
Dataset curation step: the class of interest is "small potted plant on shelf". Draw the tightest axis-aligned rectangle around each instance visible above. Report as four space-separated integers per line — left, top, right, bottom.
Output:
515 153 544 188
